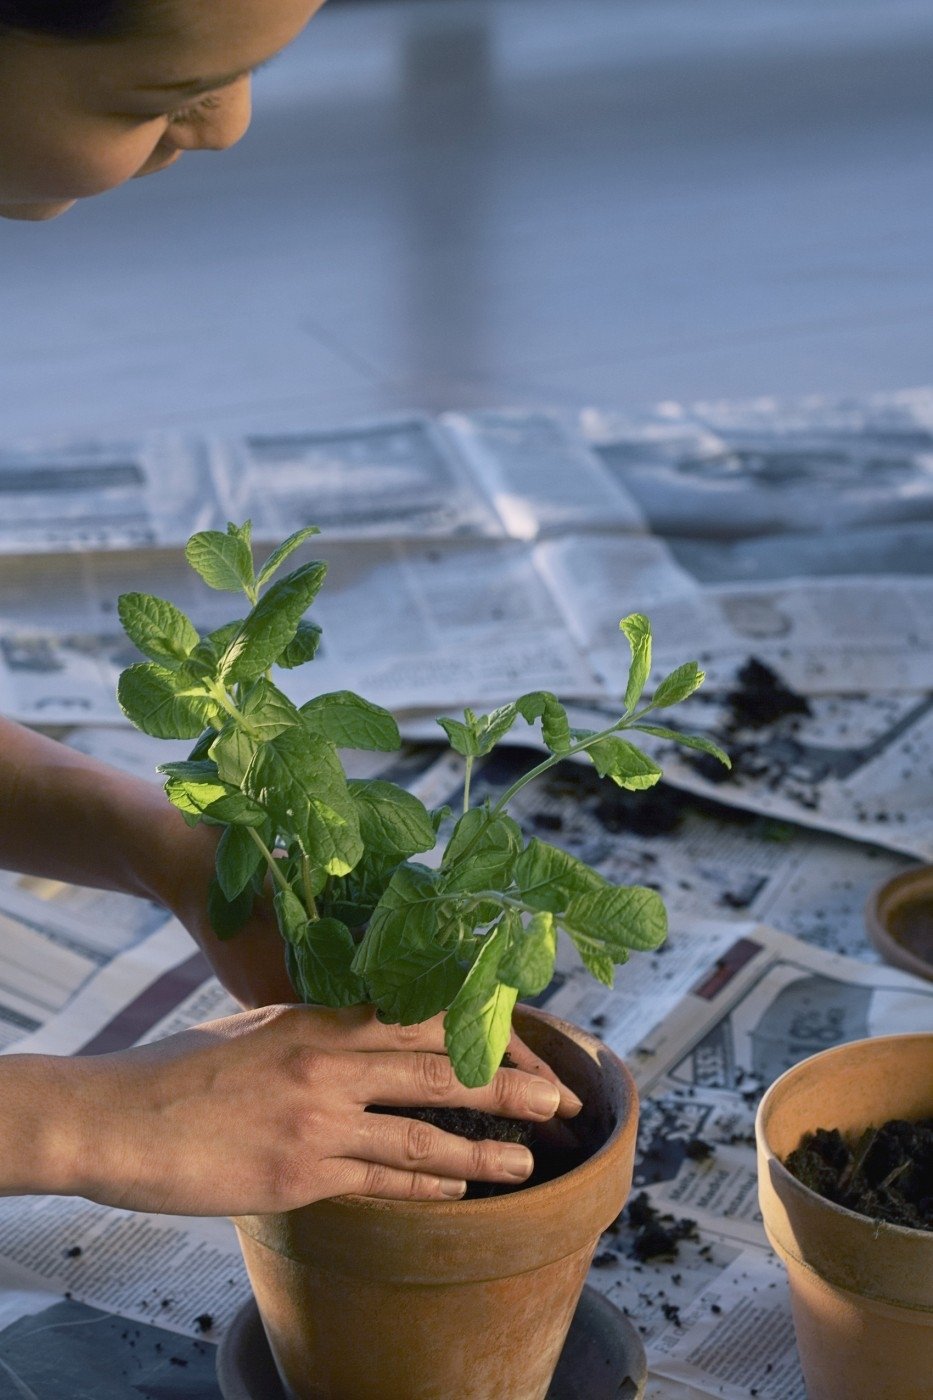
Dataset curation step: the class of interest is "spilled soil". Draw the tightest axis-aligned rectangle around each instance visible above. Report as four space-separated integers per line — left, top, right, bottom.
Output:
784 1118 933 1231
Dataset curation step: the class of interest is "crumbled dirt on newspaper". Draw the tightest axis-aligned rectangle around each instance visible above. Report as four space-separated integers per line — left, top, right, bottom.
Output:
784 1118 933 1231
726 658 812 731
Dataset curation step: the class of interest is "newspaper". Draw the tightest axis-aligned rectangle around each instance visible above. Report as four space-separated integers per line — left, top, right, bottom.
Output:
0 410 642 556
0 538 602 725
0 434 220 555
544 921 933 1400
2 910 929 1396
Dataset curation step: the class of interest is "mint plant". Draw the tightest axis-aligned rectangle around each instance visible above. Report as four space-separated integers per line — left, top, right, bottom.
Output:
117 522 729 1087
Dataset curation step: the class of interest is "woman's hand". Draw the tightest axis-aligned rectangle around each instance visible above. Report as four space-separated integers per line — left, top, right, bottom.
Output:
8 1005 582 1215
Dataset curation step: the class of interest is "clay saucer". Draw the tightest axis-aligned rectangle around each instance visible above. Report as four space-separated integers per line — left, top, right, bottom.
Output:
866 865 933 982
216 1283 647 1400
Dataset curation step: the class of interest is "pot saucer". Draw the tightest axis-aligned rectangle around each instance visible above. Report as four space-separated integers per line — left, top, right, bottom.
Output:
216 1283 647 1399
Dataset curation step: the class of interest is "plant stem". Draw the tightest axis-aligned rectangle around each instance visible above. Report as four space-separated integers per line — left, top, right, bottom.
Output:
246 826 291 897
300 854 320 920
462 756 474 815
490 719 627 816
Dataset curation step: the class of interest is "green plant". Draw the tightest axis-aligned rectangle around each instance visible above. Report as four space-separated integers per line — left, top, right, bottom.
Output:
117 522 729 1086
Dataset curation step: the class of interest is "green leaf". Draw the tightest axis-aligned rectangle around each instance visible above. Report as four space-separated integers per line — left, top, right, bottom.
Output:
117 662 218 740
277 620 323 669
187 728 218 762
352 866 463 1023
275 890 367 1007
441 809 523 896
159 761 269 826
573 941 617 987
185 527 254 594
620 613 652 712
214 724 362 875
444 921 517 1088
498 910 557 996
562 885 667 953
189 620 245 672
584 735 663 791
238 678 304 738
435 715 479 757
514 691 573 754
215 824 265 901
632 724 732 770
649 661 706 711
513 838 607 914
222 561 328 684
437 693 571 758
117 593 199 666
207 876 254 941
256 526 322 590
301 692 401 752
349 780 437 858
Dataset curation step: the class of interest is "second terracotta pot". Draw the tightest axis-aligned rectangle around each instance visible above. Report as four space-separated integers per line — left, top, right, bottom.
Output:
756 1033 933 1400
234 1005 638 1400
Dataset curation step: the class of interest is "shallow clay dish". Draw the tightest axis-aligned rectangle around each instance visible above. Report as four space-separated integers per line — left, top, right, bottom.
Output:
866 865 933 983
216 1284 647 1400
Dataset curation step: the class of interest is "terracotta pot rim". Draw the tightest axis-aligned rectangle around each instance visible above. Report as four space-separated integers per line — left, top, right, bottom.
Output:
320 1006 636 1220
865 864 933 983
756 1032 933 1243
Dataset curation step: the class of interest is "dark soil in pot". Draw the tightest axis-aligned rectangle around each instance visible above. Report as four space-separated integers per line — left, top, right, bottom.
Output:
368 1055 589 1198
783 1116 933 1231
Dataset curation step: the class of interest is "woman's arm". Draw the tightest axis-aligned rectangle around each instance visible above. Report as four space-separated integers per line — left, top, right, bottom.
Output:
0 715 295 1006
0 1006 578 1210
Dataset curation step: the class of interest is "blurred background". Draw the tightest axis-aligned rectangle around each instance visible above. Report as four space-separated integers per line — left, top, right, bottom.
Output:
1 0 932 439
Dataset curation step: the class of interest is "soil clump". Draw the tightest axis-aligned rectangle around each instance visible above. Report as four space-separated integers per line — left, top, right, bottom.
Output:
784 1117 933 1231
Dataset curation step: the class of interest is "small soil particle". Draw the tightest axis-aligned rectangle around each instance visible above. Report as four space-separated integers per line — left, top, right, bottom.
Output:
684 1137 715 1162
590 1251 617 1268
63 1246 82 1259
193 1313 214 1333
784 1118 933 1231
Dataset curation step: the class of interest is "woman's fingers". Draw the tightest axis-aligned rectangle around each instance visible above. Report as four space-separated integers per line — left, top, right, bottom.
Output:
328 1160 469 1201
351 1111 534 1186
506 1028 583 1118
345 1050 562 1122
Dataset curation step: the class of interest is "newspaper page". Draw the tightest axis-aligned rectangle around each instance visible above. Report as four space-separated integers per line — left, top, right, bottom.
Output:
562 684 933 863
534 532 933 696
440 409 645 540
219 415 505 541
0 433 222 555
543 922 933 1400
0 538 603 725
0 919 249 1364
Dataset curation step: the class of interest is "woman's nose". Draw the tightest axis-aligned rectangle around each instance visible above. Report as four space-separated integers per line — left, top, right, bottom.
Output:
166 76 253 153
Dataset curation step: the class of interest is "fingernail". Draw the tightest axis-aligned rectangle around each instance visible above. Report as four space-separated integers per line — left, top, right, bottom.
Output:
561 1089 584 1115
528 1080 561 1117
440 1178 467 1198
502 1146 534 1180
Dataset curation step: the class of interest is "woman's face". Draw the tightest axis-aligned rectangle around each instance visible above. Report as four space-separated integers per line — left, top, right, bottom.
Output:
0 0 326 221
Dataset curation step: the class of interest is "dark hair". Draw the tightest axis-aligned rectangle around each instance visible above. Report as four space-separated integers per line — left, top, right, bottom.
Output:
0 1 143 40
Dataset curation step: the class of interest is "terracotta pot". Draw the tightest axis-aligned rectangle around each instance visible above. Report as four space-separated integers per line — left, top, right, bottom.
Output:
865 864 933 982
234 1005 638 1400
756 1033 933 1400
